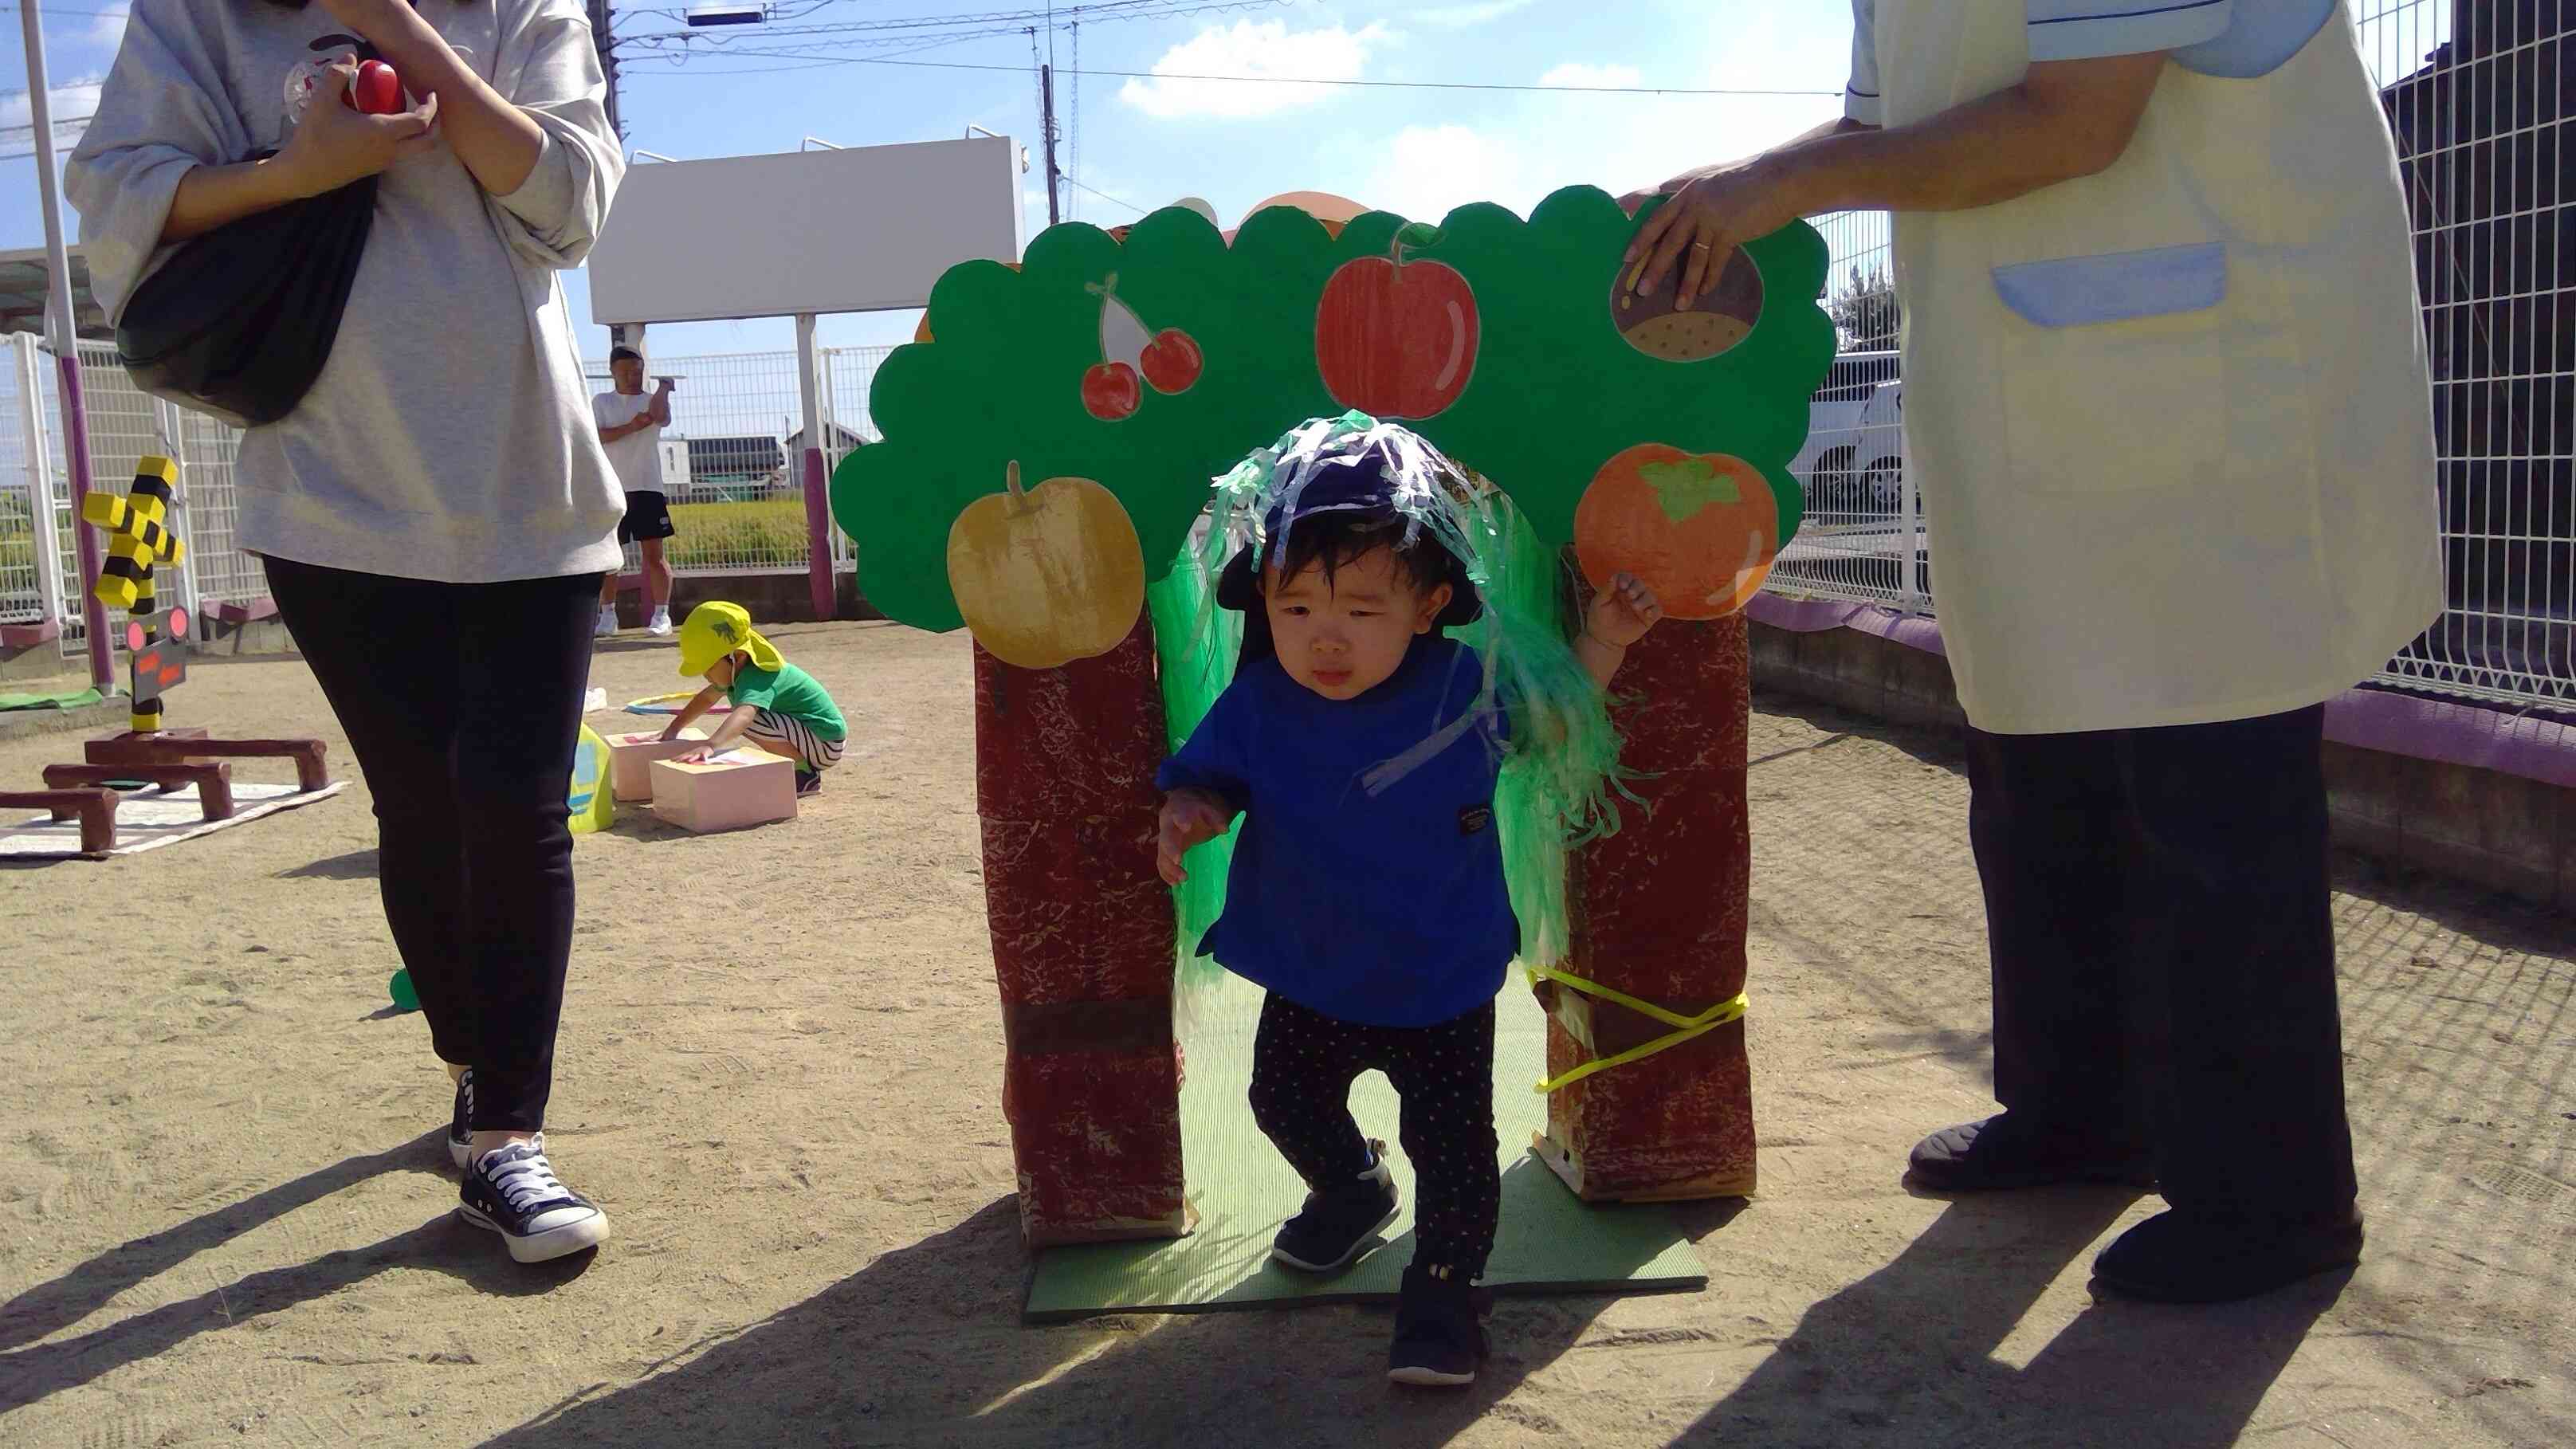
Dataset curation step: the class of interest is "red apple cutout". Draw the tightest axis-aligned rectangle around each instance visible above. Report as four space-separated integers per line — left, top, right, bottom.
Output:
1315 228 1479 420
1082 361 1141 422
347 59 403 116
1141 328 1204 395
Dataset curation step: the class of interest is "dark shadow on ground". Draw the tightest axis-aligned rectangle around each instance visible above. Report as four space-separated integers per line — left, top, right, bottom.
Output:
1669 1192 2342 1448
0 1132 588 1414
490 1196 1622 1449
278 847 378 881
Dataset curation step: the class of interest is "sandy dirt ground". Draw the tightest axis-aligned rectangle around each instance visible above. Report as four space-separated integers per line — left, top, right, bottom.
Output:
1 619 2569 1448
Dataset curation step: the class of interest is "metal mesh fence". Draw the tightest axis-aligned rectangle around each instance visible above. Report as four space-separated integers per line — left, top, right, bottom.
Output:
2371 0 2573 707
579 344 890 578
1774 0 2574 713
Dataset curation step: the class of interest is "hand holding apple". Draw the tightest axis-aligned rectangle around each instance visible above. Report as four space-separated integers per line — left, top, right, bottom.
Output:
277 63 438 198
345 59 404 116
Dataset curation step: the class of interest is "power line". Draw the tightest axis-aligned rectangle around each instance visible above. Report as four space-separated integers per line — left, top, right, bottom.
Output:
1062 172 1144 215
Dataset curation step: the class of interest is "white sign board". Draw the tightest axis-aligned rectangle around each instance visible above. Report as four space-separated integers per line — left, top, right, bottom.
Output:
587 136 1022 324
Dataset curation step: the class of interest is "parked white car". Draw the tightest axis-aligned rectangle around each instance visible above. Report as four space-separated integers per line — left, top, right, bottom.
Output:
1793 351 1910 522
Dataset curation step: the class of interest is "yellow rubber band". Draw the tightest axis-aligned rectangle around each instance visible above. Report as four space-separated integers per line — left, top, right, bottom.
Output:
1525 964 1748 1094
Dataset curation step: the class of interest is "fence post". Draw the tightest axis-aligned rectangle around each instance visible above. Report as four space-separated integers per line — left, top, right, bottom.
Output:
1896 406 1922 615
14 333 68 637
795 313 834 620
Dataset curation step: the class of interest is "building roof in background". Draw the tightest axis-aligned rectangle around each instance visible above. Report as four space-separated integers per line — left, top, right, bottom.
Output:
0 246 111 344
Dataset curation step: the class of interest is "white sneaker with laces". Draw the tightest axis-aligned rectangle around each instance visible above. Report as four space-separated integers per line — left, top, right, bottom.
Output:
458 1140 610 1263
646 607 673 636
594 607 618 638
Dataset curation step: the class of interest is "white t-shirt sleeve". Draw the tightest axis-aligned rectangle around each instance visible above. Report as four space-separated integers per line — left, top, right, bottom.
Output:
1845 0 1884 125
591 391 615 427
2027 0 2232 63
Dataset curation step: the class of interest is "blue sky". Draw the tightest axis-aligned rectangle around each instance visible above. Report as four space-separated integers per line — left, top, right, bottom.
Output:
5 1 1855 358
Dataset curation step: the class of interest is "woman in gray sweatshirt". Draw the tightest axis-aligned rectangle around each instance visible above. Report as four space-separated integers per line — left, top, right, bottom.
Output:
69 0 626 1266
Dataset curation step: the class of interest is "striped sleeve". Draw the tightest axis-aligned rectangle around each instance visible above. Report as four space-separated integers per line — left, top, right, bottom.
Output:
2027 0 2233 63
1846 0 1883 125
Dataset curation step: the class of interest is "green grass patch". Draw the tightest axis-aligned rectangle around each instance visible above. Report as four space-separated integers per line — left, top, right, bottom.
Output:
665 497 811 570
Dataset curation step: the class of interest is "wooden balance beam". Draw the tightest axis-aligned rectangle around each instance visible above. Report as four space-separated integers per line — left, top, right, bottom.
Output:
0 787 120 854
42 761 234 821
86 729 329 793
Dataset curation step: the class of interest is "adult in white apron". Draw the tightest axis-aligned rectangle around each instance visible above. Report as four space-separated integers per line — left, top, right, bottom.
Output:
1620 1 2440 1302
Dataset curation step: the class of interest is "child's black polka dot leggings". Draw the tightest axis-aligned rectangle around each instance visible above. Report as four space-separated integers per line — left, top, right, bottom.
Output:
1249 993 1501 1280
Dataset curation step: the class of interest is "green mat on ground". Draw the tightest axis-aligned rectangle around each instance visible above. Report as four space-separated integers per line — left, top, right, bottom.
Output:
0 686 103 712
1023 974 1709 1321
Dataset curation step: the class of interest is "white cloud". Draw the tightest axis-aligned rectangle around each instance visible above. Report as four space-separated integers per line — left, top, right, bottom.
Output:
1359 7 1848 224
88 2 133 49
0 80 105 141
1414 0 1537 27
1535 62 1644 90
1120 21 1394 120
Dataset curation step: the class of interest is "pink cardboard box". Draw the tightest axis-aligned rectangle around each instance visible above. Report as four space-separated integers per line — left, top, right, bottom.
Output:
607 728 709 803
650 748 797 833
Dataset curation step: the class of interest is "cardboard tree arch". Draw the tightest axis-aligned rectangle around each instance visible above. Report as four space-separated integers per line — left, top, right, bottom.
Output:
837 188 1832 1243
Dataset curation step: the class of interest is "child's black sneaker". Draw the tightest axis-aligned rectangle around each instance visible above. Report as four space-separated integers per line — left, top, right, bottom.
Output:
1388 1262 1488 1388
447 1068 473 1168
1270 1140 1399 1273
458 1141 611 1263
795 768 823 798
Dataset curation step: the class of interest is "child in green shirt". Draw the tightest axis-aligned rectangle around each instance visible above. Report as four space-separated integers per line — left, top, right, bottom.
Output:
665 602 848 796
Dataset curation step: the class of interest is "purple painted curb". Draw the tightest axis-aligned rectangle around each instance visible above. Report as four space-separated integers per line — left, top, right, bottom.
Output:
1743 595 2576 789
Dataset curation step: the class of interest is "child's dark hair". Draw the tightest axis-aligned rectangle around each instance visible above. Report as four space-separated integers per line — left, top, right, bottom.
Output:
1262 507 1452 599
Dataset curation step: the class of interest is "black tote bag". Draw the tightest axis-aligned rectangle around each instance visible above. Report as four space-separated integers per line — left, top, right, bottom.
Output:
115 165 377 429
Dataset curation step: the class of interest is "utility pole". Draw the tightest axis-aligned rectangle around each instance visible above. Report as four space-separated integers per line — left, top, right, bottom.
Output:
19 0 115 689
587 0 623 140
1039 62 1062 226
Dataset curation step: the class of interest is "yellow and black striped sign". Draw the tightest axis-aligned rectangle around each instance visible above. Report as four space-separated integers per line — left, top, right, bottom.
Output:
82 457 186 611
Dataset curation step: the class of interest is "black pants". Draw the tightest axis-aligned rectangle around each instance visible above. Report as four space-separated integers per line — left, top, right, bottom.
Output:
1967 704 2357 1221
1249 993 1501 1278
266 556 602 1133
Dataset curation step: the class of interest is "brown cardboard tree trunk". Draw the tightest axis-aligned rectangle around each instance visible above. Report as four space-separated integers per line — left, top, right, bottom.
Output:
974 618 1190 1246
1536 613 1756 1201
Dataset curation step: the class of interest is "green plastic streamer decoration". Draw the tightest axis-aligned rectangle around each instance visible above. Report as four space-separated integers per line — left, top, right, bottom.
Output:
1145 536 1242 997
1153 413 1632 1002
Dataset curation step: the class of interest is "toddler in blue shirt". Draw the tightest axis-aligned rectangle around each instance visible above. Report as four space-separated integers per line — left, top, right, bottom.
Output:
1156 421 1663 1388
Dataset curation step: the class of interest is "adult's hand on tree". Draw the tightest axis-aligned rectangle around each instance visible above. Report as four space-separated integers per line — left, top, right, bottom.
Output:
1622 157 1800 312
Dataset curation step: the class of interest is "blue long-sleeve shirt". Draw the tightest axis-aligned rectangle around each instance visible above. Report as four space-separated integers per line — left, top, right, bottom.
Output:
1156 638 1518 1028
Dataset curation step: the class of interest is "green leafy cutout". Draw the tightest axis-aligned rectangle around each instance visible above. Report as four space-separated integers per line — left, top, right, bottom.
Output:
832 188 1832 634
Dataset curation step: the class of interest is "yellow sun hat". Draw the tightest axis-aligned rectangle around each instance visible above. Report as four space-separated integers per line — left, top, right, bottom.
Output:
677 600 785 677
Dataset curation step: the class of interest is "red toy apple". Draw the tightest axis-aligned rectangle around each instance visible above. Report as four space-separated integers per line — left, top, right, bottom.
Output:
1315 231 1480 420
1081 361 1142 422
1140 328 1204 395
346 58 404 116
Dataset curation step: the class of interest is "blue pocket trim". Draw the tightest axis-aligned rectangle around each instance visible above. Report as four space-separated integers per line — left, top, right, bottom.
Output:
2172 0 2336 79
1991 243 2226 328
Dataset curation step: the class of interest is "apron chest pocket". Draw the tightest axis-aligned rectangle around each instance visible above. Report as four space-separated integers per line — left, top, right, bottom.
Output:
1991 244 2230 495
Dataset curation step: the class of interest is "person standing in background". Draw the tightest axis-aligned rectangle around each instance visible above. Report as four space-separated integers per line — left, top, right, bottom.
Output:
1615 1 2440 1302
593 346 677 637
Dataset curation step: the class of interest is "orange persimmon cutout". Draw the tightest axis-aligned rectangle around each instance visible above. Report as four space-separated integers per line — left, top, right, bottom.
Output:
946 461 1146 670
1573 445 1780 620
